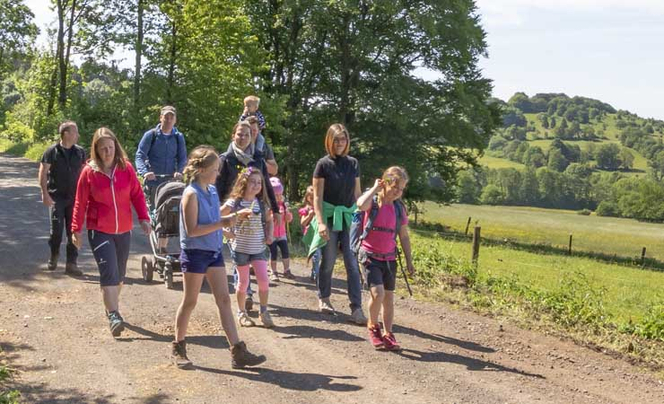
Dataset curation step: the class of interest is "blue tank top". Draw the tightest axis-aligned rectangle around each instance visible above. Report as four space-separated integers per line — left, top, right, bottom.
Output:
179 183 222 252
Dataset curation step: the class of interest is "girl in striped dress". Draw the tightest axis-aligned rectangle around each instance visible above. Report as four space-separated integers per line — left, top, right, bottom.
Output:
222 167 274 328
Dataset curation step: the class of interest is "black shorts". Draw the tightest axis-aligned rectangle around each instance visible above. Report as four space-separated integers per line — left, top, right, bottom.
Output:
363 256 397 291
269 239 290 260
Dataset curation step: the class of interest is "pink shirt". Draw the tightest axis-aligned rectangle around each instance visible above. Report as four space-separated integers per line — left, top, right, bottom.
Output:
360 202 408 260
298 206 314 235
272 200 293 239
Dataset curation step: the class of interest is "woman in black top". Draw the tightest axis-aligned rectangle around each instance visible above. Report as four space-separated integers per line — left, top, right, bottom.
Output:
312 123 367 325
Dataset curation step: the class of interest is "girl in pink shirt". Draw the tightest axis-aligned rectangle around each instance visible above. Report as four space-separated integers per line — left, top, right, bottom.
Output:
268 177 294 279
356 166 416 351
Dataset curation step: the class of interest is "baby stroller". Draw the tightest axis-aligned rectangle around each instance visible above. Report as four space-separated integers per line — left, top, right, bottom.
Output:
141 176 186 289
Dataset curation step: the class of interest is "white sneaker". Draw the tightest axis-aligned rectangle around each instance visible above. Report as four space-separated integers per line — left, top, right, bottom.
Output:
237 311 255 327
349 308 367 325
319 298 336 314
260 311 275 328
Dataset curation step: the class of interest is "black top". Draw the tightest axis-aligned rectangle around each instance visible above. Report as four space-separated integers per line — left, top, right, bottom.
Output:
40 143 87 202
313 155 360 207
215 148 278 212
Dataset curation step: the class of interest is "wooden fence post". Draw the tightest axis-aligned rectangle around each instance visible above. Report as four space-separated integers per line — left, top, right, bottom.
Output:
641 247 647 266
472 226 481 266
568 234 573 256
465 217 472 236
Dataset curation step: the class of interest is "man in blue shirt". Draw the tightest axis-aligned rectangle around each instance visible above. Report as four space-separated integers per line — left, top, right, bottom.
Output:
135 105 188 252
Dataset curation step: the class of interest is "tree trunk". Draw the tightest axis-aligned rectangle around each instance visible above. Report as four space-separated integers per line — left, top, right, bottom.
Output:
59 0 77 108
48 0 65 116
166 18 176 104
133 0 143 107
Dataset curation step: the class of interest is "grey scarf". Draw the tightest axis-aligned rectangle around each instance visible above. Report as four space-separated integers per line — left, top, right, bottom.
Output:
232 142 255 166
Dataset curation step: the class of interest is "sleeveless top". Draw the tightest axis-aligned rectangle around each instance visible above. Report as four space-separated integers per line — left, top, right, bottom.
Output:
179 183 222 252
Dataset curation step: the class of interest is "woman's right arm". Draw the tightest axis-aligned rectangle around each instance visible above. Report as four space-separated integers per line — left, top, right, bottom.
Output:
313 177 329 240
71 168 90 249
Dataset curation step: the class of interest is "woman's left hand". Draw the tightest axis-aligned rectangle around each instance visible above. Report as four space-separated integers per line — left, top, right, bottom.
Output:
140 220 151 235
266 235 274 245
72 232 83 250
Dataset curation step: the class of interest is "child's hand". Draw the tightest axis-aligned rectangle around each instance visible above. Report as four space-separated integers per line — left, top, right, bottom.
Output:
236 207 253 220
223 229 235 239
243 106 249 116
407 264 415 276
373 179 384 191
266 235 273 245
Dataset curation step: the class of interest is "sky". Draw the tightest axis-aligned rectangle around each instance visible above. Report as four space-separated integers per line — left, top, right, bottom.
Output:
24 0 664 120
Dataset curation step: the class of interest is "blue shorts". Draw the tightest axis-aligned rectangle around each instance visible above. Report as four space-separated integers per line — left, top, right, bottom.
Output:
230 247 268 266
180 249 224 274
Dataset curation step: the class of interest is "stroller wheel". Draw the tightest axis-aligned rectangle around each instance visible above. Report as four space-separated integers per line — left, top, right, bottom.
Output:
164 264 174 289
141 256 154 282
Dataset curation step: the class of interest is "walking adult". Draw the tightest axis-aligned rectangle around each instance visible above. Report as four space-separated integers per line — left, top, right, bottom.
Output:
72 127 151 337
244 116 278 175
39 121 86 275
135 105 187 253
306 123 367 325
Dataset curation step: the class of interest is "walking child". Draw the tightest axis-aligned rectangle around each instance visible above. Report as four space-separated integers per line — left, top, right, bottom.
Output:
298 185 321 281
221 167 275 328
172 146 266 369
356 166 416 351
269 177 294 280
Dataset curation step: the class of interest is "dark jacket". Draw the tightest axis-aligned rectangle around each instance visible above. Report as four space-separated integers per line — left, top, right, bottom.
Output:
215 146 278 212
40 143 86 202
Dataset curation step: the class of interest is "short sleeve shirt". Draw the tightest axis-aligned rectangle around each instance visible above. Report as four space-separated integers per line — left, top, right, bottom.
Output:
224 198 266 255
40 143 86 201
313 155 359 207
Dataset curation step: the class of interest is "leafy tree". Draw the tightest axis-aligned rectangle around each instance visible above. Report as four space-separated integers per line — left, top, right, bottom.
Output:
507 92 533 112
595 143 622 170
519 168 539 205
456 169 481 204
523 146 546 168
619 148 634 170
547 148 569 172
0 0 38 77
488 135 508 151
480 184 504 205
540 114 549 129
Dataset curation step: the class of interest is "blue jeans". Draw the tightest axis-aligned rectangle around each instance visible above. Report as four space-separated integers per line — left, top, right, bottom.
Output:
318 224 362 311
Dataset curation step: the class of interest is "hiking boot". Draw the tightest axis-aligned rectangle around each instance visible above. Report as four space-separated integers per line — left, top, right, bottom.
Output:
349 308 368 326
230 341 266 369
319 298 336 315
283 270 295 280
259 311 275 328
237 311 255 327
65 262 83 276
47 254 58 271
382 332 402 351
368 324 384 349
108 311 124 337
245 295 254 312
171 340 193 369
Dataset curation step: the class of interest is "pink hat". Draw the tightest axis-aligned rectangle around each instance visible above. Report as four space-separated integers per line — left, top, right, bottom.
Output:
269 177 283 194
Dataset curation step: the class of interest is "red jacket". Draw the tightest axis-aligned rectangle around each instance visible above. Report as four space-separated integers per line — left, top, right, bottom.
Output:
72 160 149 234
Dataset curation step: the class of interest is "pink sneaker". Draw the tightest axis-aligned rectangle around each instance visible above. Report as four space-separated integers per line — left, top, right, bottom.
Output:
382 332 401 351
368 324 383 349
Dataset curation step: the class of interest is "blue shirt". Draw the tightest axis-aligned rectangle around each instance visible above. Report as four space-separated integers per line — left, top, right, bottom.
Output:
179 183 222 252
135 124 187 178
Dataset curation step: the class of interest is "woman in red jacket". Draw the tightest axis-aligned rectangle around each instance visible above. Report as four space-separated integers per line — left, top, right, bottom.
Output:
72 127 151 337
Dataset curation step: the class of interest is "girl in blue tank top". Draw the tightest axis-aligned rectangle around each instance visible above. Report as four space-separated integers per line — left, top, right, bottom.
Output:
171 145 266 370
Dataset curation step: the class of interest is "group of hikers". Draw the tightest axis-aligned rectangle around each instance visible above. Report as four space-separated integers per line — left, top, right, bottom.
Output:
38 96 416 370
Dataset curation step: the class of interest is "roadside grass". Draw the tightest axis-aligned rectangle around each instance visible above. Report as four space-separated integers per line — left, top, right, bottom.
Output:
0 364 19 404
0 137 50 162
420 203 664 262
407 231 664 370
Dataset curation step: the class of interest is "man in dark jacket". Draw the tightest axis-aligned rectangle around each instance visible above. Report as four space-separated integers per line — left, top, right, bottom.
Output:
39 121 86 275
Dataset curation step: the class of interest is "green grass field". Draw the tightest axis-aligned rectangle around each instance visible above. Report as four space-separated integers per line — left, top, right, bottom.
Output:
410 232 663 323
419 203 664 262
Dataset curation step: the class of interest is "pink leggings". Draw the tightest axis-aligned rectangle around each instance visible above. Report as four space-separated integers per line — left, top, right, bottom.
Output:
236 260 269 293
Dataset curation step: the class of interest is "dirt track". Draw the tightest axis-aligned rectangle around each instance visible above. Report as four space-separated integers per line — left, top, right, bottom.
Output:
1 152 663 404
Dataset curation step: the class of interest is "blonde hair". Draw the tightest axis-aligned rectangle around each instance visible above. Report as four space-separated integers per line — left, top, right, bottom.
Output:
244 95 260 108
90 127 127 170
302 185 314 207
229 168 269 206
379 166 409 202
183 145 218 184
324 123 350 157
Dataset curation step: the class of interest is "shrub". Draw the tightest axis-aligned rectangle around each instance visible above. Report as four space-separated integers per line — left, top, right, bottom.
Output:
577 209 592 216
596 201 620 217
